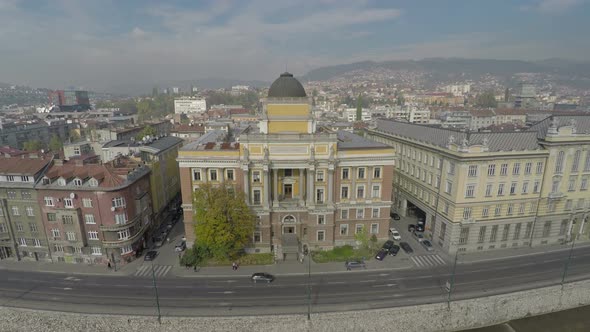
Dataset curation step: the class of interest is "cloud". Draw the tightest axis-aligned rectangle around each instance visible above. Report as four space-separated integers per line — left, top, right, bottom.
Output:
522 0 584 13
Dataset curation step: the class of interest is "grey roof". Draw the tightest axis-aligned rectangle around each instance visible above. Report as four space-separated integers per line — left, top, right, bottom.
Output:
529 115 590 139
336 130 390 150
181 130 228 151
267 72 307 98
103 136 183 152
375 119 542 152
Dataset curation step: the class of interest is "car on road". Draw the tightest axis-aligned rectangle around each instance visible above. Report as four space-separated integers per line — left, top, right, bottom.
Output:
421 240 434 252
154 235 166 247
382 240 395 251
174 240 186 252
415 223 425 232
390 212 401 220
144 250 158 261
251 273 274 283
388 245 401 256
400 242 413 254
412 231 425 242
345 260 366 270
408 224 416 232
389 228 401 241
375 249 388 261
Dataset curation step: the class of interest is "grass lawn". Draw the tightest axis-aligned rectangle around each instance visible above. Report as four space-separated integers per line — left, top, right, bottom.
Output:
311 245 377 263
205 253 274 266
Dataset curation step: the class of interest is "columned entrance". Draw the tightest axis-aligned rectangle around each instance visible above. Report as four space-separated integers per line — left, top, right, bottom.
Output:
284 184 293 199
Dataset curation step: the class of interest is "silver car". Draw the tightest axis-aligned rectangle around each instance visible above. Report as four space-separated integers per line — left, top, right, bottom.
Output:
421 240 434 252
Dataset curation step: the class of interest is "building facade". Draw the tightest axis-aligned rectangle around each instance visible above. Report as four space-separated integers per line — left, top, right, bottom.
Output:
178 73 395 260
174 97 207 114
367 115 590 254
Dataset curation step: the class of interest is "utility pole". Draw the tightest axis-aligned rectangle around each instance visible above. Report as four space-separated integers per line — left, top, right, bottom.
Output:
307 251 312 320
151 261 162 324
447 247 459 310
561 234 577 289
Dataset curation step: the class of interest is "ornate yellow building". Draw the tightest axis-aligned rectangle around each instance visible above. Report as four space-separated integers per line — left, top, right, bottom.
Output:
178 73 395 260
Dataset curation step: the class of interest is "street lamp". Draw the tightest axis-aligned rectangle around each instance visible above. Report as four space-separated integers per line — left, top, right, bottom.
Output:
305 246 311 320
561 233 577 290
151 261 162 324
446 243 460 310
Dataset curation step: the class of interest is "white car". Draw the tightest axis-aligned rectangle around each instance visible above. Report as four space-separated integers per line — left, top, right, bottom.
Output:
389 228 401 241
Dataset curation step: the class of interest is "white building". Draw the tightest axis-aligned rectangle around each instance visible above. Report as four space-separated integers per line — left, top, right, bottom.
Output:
443 84 471 97
344 108 371 122
174 97 207 115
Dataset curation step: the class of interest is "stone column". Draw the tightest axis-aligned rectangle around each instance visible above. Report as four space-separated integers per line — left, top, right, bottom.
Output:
328 168 334 205
306 169 313 206
204 167 208 183
273 168 279 206
242 166 249 204
264 167 270 210
219 168 225 183
299 169 305 205
309 169 316 207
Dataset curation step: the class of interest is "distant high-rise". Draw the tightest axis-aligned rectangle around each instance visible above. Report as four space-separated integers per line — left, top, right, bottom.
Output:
48 90 91 111
514 83 537 108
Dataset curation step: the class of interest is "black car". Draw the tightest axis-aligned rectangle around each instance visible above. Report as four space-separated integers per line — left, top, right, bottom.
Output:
382 240 395 251
415 224 425 232
400 242 413 254
408 224 416 232
251 273 274 283
388 245 401 256
375 249 388 261
144 250 158 261
391 213 401 220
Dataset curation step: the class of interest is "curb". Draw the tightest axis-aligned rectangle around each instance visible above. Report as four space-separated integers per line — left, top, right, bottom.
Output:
173 265 413 278
457 243 590 264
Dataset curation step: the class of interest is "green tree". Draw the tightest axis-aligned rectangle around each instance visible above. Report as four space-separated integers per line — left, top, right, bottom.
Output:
396 93 405 106
354 226 369 250
180 243 209 267
23 139 43 151
193 183 256 259
356 94 363 122
135 125 157 141
475 90 498 108
48 134 63 152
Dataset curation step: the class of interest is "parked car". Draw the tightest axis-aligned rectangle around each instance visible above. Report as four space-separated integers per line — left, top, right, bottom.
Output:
174 240 186 252
389 228 401 241
400 242 413 254
412 231 425 242
391 213 401 220
251 273 274 283
421 240 434 252
415 225 425 232
345 260 366 270
154 235 166 247
144 250 158 261
388 245 401 256
382 240 395 251
408 224 416 232
375 249 388 261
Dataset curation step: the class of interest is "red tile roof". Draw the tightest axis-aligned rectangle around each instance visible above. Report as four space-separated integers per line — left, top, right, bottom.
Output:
0 156 51 175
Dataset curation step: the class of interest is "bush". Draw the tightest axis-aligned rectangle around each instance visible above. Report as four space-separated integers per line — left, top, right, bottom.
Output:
180 244 209 267
205 253 274 266
311 245 376 263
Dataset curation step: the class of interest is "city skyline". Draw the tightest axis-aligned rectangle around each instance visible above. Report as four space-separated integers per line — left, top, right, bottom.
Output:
0 0 589 92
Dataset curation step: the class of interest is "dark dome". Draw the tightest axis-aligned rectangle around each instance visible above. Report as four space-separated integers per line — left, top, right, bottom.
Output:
267 72 307 98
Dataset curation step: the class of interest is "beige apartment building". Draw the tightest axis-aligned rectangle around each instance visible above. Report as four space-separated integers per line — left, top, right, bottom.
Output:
367 115 590 254
178 73 395 260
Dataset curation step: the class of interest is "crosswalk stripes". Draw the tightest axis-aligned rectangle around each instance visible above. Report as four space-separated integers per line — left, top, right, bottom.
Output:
134 265 172 278
410 254 447 268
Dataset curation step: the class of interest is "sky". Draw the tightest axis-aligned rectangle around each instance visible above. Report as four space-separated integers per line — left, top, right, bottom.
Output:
0 0 589 93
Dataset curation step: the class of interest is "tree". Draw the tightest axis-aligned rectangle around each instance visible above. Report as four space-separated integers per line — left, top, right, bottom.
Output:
396 93 405 106
475 90 498 108
354 226 370 250
69 129 81 143
356 94 363 122
193 183 256 259
135 125 157 141
23 139 43 151
48 134 63 152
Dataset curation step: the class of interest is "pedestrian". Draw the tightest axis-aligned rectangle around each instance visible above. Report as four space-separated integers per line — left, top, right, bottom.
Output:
167 237 170 243
193 265 197 272
107 262 112 269
232 262 237 271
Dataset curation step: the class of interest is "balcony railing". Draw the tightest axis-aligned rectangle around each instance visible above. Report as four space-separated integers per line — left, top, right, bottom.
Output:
101 222 149 248
99 214 141 232
548 192 565 199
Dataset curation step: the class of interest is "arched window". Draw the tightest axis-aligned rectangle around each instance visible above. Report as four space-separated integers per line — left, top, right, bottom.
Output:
283 215 296 223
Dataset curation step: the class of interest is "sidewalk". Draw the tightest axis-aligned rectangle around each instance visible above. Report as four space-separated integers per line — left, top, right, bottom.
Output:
0 258 138 276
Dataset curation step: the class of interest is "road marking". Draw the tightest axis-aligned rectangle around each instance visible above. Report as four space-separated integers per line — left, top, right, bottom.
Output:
359 279 376 283
327 281 346 285
372 283 397 288
208 291 235 294
64 277 81 282
211 280 238 283
50 287 72 291
368 273 389 277
411 254 446 268
134 265 172 278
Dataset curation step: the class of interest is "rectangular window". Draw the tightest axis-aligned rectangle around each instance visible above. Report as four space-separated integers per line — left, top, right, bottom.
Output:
253 190 261 205
478 226 487 243
445 181 452 194
513 223 522 240
85 214 96 224
54 244 64 252
19 238 27 246
64 198 73 208
47 213 56 222
435 176 441 188
341 186 349 199
524 162 532 175
11 206 19 216
482 206 489 217
340 224 348 235
507 203 514 215
117 229 130 240
284 169 293 177
342 168 349 180
7 191 16 199
114 214 127 225
555 151 565 174
547 201 556 212
0 223 6 233
510 182 517 195
542 221 552 237
585 151 590 172
522 181 529 194
488 164 496 176
51 229 60 238
485 184 493 197
373 167 381 179
370 223 379 234
316 188 324 203
468 165 478 177
253 232 262 243
88 231 98 240
316 171 324 182
26 206 34 217
252 171 261 182
356 208 364 219
66 232 76 241
490 225 498 242
33 239 41 247
512 163 520 175
21 191 32 200
317 230 325 242
501 224 510 241
577 198 585 210
317 215 325 225
372 185 380 198
440 223 446 241
536 161 544 174
465 184 475 198
443 202 449 214
121 245 133 255
210 169 218 181
192 169 201 181
82 198 93 208
341 209 348 219
494 204 502 216
500 163 508 176
551 180 560 193
448 162 455 175
581 177 588 191
62 215 73 224
111 197 126 208
519 203 526 214
463 207 472 219
497 183 505 196
356 186 364 199
524 222 533 238
428 174 433 185
572 151 581 172
459 227 469 244
568 178 576 191
355 224 364 234
533 180 540 193
15 222 23 232
357 168 365 179
91 247 102 255
559 220 568 236
29 223 38 232
372 208 380 218
226 169 234 181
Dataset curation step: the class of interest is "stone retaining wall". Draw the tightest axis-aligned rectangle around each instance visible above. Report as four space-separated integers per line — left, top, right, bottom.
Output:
2 279 590 332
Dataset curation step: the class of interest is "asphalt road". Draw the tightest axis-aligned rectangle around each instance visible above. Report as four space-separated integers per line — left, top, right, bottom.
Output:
1 246 590 317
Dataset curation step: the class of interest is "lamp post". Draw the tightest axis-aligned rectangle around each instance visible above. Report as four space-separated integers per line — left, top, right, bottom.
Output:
151 261 162 324
306 248 311 321
561 234 577 290
447 244 460 310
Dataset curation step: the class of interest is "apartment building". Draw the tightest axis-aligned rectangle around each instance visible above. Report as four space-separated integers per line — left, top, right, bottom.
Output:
366 115 590 254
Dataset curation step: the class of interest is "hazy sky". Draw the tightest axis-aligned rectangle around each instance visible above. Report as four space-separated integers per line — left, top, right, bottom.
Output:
1 0 588 93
